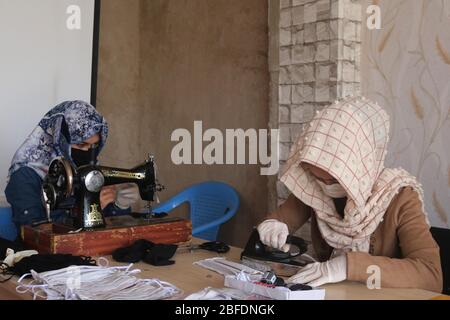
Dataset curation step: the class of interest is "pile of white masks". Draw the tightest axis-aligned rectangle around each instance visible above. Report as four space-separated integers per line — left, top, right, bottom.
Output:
16 261 181 300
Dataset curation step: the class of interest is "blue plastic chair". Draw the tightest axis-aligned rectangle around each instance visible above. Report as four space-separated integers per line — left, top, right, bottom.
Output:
152 181 239 241
0 206 18 241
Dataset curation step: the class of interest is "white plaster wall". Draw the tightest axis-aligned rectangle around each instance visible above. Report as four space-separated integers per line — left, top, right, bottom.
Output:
0 0 95 202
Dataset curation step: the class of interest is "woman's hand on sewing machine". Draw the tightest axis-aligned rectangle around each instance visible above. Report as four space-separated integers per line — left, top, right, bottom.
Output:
115 183 140 209
100 185 117 209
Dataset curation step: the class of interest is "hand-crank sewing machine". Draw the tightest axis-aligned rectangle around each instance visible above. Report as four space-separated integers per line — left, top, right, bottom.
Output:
41 154 164 229
21 149 192 256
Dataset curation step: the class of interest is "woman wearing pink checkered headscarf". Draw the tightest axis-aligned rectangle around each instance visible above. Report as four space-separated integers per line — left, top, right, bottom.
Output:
258 96 442 292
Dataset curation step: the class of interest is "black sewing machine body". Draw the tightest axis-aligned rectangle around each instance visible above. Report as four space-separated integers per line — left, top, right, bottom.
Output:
41 154 164 230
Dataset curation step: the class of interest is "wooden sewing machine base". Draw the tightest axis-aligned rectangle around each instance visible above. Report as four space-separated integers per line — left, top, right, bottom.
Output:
21 215 192 256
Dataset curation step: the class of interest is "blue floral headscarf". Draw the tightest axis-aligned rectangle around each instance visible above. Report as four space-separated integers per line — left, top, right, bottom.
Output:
8 101 108 179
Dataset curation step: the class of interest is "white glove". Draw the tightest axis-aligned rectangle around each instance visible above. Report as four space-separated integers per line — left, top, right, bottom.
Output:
287 254 347 287
257 219 290 253
2 248 38 267
115 183 140 209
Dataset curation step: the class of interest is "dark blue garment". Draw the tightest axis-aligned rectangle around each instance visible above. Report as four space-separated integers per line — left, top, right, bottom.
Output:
5 167 130 228
103 203 132 217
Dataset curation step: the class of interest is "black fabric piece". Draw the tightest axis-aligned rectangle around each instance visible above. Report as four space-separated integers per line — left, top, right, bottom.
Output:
0 237 25 260
4 254 97 277
142 244 177 266
112 239 177 266
70 148 92 167
112 239 149 263
198 241 230 253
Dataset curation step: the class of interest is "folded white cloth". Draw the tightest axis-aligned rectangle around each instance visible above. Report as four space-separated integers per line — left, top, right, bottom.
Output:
2 249 38 268
185 286 262 300
185 287 233 300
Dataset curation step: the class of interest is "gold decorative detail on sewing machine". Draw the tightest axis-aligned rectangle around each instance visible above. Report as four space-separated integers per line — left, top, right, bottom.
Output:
101 170 145 180
85 204 104 228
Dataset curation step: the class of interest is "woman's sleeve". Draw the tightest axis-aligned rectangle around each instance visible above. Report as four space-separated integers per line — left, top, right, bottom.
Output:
5 167 68 227
5 167 46 226
263 193 311 233
346 187 443 293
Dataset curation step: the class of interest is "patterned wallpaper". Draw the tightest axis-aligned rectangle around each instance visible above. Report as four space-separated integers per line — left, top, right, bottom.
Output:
361 0 450 228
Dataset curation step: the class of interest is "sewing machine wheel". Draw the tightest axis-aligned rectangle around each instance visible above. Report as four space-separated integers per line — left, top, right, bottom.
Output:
44 157 74 201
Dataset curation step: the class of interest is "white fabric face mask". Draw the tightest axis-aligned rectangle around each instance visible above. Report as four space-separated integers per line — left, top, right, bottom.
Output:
16 262 181 300
317 180 347 198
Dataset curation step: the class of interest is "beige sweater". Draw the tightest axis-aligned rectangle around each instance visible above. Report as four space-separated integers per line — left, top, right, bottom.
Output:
265 187 443 293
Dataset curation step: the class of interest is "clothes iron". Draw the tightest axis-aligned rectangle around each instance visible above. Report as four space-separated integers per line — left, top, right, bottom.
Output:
240 229 312 277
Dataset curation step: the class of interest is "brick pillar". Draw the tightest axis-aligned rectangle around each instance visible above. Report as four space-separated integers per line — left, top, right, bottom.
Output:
271 0 362 240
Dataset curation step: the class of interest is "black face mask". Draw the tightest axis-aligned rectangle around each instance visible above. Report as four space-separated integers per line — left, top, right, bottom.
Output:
71 148 93 167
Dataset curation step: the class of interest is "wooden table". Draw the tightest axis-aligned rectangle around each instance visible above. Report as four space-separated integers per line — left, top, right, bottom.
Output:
0 240 445 300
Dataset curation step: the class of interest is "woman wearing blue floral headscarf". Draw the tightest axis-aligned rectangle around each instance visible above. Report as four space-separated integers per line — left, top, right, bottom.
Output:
5 101 133 228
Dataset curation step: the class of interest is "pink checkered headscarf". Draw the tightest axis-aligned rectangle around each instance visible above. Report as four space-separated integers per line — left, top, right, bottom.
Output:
280 96 429 252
